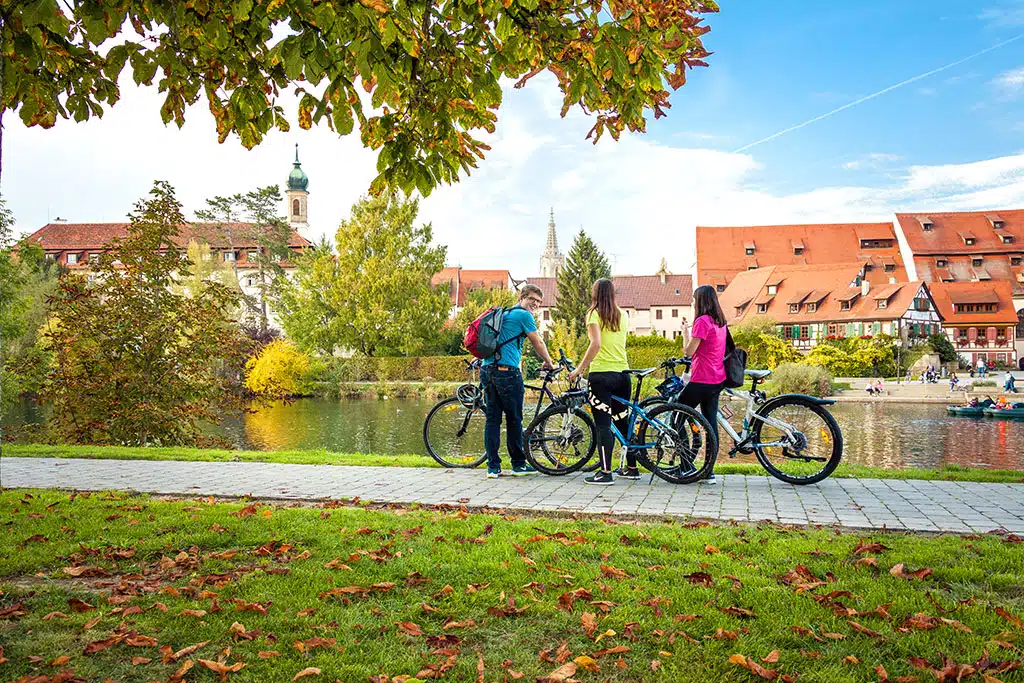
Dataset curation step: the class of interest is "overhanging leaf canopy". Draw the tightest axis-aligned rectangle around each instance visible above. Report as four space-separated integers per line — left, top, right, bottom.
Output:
4 0 717 194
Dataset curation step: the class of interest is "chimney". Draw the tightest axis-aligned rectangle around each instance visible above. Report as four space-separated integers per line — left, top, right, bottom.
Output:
861 279 870 297
659 271 666 285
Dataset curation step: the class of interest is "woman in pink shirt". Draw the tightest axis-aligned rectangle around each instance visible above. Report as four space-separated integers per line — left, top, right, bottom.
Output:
679 285 728 484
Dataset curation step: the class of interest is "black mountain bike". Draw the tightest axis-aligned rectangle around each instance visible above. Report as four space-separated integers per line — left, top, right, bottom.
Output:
641 358 844 484
524 359 717 482
422 352 596 469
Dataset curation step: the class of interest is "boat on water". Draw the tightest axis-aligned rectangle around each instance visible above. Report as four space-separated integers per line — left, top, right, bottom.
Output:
984 402 1024 419
947 398 994 417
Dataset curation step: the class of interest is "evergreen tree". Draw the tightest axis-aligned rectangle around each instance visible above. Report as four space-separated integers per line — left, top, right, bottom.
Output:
552 230 611 337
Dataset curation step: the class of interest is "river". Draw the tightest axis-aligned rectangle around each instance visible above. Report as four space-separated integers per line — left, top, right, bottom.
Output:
4 397 1023 471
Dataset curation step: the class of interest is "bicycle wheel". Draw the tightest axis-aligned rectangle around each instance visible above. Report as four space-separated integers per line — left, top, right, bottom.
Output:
423 397 488 468
524 405 597 475
751 397 843 485
635 402 716 484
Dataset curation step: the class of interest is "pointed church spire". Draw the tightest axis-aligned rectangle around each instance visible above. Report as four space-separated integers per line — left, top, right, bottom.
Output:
539 208 565 278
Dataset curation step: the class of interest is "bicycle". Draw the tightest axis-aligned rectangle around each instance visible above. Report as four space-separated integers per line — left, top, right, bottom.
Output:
642 359 844 485
524 360 717 483
422 352 595 469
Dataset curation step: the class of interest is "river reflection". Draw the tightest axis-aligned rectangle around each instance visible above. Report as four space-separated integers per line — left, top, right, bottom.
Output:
4 398 1023 471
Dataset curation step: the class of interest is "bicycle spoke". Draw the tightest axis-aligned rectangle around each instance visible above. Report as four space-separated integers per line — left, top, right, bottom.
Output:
754 401 841 483
424 398 487 468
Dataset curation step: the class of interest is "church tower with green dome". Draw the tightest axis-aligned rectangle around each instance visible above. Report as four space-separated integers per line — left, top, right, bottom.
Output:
286 143 310 234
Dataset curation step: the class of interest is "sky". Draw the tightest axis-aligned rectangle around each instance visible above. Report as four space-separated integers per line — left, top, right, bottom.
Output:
5 0 1024 277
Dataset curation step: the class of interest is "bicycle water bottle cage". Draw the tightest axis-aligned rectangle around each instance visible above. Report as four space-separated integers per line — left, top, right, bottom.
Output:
457 384 481 407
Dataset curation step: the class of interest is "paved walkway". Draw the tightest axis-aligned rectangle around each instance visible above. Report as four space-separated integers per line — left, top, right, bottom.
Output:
3 457 1023 534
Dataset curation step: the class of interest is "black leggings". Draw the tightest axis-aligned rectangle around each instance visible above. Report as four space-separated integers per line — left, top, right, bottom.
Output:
588 371 638 472
678 381 724 451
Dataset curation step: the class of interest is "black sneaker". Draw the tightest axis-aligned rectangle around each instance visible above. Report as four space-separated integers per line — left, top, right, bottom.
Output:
704 473 717 485
584 471 614 485
613 466 641 480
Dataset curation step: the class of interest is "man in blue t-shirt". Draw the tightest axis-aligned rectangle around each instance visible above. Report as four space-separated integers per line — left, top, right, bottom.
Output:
481 284 555 478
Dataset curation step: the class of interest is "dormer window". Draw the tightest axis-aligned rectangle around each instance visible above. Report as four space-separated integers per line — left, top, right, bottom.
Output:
767 285 778 296
973 257 984 267
1012 256 1022 267
936 258 947 268
674 289 680 295
223 251 236 262
789 304 800 314
1002 235 1015 244
746 247 755 256
988 214 1005 229
965 238 975 246
757 303 769 314
918 216 934 231
744 240 756 256
88 253 100 264
884 263 895 272
66 253 79 265
841 301 852 311
807 302 817 313
794 247 804 255
877 300 888 310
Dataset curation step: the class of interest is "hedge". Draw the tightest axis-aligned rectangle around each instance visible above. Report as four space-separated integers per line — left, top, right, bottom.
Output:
322 348 684 383
326 355 475 382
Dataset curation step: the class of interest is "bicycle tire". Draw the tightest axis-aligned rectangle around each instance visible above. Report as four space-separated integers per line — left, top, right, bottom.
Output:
751 396 843 485
524 404 597 475
422 396 488 468
635 402 717 484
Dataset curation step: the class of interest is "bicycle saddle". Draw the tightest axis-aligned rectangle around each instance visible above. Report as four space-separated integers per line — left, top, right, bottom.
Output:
745 369 772 380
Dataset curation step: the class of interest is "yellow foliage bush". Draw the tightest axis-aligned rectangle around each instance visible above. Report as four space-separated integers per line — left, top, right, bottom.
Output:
244 340 311 396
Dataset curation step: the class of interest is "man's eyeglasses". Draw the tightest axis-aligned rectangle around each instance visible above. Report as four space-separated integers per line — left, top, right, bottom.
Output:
524 296 543 305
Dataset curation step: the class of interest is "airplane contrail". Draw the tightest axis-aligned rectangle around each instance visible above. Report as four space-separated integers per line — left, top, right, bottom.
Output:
733 33 1024 153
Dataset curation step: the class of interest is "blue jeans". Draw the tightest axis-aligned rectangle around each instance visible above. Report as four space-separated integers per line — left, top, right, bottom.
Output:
481 365 526 472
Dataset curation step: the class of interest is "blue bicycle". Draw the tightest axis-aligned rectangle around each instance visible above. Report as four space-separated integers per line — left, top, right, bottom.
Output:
524 359 717 484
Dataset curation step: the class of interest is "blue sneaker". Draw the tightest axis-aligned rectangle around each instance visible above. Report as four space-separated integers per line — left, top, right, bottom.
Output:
487 469 503 479
510 465 536 476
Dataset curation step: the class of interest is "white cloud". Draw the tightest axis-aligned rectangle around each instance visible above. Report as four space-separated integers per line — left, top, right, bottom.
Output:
4 72 1023 281
993 66 1024 96
979 3 1024 26
841 153 903 170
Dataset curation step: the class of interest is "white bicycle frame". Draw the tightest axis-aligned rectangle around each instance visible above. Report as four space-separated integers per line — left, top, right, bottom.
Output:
716 387 804 451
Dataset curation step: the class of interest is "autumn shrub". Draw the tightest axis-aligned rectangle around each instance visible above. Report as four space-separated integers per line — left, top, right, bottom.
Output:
41 182 248 447
244 340 315 397
764 363 833 398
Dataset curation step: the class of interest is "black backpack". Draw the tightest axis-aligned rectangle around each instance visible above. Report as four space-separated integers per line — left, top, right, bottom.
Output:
723 327 747 389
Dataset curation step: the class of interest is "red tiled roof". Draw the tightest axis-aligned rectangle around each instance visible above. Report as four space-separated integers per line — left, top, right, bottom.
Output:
896 209 1024 256
913 254 1024 296
430 268 511 307
696 222 907 289
720 263 931 326
927 281 1018 325
25 222 311 250
525 274 693 311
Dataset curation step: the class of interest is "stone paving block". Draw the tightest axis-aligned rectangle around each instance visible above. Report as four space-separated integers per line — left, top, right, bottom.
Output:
6 458 1024 534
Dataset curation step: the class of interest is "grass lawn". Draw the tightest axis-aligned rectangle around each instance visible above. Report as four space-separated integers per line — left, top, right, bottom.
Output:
2 490 1024 682
7 444 1024 484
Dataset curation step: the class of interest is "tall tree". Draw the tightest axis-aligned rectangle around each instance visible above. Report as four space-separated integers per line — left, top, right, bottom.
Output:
3 0 717 191
553 230 611 337
275 192 450 357
196 186 294 333
41 181 248 446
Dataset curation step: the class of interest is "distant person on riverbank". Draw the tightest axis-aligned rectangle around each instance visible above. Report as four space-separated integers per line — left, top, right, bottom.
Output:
950 373 959 391
568 278 640 486
1005 372 1017 393
479 284 555 479
977 358 987 377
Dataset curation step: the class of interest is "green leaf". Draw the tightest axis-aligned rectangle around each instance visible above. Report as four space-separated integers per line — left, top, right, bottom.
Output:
495 14 514 41
233 0 253 21
332 103 354 136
